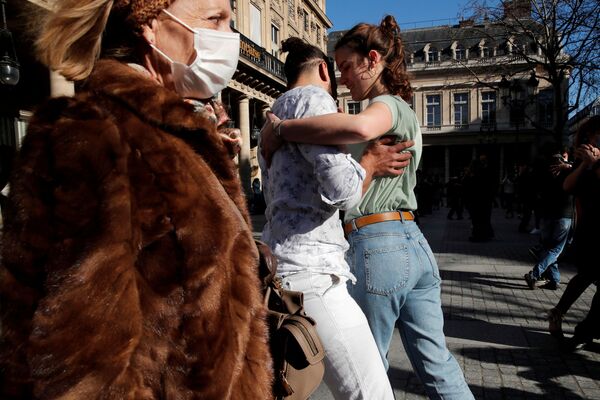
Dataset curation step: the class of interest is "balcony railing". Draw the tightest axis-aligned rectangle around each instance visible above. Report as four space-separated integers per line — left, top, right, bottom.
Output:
238 32 286 82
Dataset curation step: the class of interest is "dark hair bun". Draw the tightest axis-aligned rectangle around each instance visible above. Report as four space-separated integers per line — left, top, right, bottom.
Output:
281 37 309 54
380 15 400 38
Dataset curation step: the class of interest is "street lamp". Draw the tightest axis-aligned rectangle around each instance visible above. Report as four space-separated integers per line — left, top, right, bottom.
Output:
0 0 19 86
499 71 539 130
250 101 261 141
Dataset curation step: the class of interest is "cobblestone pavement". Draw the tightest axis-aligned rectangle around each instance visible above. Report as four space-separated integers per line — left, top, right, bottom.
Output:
252 208 600 400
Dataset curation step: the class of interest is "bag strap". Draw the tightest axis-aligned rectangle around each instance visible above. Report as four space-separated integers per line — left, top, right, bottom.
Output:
264 283 304 316
280 315 325 365
256 240 277 290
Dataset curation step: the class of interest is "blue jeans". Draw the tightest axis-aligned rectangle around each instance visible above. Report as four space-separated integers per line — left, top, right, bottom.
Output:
346 220 474 400
531 217 572 283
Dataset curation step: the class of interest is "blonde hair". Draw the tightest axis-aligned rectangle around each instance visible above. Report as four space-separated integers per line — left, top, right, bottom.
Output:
35 0 114 81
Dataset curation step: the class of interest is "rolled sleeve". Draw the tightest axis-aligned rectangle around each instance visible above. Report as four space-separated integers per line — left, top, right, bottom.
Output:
313 152 366 209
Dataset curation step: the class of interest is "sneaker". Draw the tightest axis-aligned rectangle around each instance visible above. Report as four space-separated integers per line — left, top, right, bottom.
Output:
530 228 541 234
535 277 550 287
524 272 537 289
540 281 559 290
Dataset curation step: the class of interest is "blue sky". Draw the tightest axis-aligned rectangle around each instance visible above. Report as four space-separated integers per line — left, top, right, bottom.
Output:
327 0 472 32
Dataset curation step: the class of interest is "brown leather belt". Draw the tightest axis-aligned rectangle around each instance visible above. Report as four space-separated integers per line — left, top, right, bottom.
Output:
344 211 414 236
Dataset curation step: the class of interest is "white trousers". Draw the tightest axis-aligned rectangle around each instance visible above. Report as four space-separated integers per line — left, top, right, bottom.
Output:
281 272 394 400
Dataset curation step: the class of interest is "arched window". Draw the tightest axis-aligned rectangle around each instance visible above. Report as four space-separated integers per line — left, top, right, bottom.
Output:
455 44 465 60
481 45 490 58
427 46 439 62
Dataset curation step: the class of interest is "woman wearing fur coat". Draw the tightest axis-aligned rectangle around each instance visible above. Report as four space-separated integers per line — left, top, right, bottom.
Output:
0 0 272 398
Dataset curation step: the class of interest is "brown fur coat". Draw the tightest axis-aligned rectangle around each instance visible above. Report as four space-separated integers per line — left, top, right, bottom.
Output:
0 60 273 399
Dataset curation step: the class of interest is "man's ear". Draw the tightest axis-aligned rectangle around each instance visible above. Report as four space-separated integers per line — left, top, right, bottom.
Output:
318 61 329 83
368 49 382 68
140 19 159 46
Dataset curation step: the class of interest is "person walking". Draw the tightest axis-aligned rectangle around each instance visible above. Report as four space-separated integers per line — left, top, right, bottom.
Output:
261 16 474 400
259 37 411 399
446 175 464 220
0 0 272 398
523 149 574 290
548 116 600 350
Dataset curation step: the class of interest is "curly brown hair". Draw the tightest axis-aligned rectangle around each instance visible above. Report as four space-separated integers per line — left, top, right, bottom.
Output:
334 15 412 102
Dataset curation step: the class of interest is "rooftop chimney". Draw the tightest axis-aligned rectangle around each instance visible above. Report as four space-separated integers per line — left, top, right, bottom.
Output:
459 19 475 28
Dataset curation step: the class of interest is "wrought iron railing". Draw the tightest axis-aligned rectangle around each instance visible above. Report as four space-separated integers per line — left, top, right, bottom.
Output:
237 31 286 82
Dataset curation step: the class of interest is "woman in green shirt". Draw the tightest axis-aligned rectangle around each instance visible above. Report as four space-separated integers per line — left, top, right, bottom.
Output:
261 15 474 400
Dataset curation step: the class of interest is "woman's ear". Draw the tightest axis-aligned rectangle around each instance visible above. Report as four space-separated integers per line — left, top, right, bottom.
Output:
368 49 382 68
140 19 159 46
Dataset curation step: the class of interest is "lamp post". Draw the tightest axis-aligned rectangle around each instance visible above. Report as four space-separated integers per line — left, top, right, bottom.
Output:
250 101 261 141
499 71 539 131
0 0 19 86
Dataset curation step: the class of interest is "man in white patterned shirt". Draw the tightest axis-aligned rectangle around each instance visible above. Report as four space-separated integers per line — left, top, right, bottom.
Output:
259 37 412 399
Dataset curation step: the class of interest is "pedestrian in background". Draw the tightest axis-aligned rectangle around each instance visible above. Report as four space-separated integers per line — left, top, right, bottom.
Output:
465 154 496 242
523 146 573 291
549 115 600 350
501 167 516 219
446 174 464 220
261 15 474 400
0 0 272 398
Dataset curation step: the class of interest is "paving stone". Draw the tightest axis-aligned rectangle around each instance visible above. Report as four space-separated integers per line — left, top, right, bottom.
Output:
252 209 600 399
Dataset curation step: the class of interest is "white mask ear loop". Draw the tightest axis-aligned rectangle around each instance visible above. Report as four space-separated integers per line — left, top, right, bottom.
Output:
150 43 175 63
162 9 195 33
152 10 196 64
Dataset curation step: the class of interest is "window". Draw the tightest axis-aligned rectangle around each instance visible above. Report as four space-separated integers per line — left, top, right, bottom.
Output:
455 45 465 60
537 89 553 128
481 92 496 126
303 10 309 32
454 93 469 128
427 46 439 62
250 4 262 46
347 102 361 115
271 24 280 57
0 116 17 147
426 94 441 129
229 0 237 29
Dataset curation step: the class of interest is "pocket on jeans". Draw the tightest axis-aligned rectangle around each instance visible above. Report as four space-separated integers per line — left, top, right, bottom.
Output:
418 238 441 282
364 245 409 295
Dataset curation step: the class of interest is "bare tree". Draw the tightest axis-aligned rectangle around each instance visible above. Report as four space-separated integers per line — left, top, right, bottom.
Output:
462 0 600 143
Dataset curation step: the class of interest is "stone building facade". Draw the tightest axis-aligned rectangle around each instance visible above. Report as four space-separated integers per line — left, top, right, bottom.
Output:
2 0 331 194
329 18 562 184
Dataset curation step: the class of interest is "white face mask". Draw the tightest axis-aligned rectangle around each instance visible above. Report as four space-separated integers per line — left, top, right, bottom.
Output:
151 10 240 99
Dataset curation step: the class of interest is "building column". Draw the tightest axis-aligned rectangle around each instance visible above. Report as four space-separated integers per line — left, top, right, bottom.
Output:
444 146 450 183
50 70 74 97
238 96 252 195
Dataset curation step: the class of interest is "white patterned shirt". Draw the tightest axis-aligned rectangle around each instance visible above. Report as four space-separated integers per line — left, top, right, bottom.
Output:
259 85 365 280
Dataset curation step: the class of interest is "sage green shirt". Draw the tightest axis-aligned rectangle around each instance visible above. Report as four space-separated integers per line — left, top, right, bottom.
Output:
344 94 422 223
